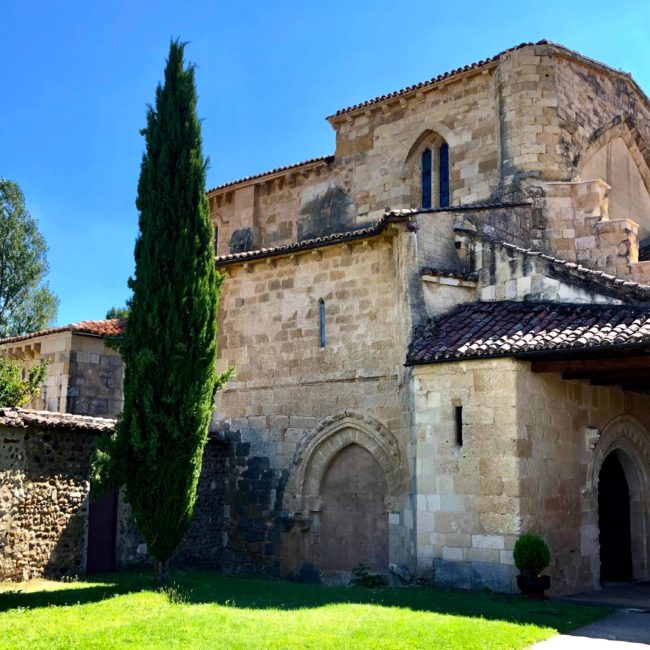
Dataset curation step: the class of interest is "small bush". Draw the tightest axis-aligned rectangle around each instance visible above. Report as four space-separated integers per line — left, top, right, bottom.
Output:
513 535 550 577
349 564 389 588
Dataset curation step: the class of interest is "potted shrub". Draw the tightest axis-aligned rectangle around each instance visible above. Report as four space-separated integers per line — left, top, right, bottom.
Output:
513 534 551 599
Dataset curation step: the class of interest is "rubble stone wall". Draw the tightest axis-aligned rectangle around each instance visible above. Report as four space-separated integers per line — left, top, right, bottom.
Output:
0 425 97 581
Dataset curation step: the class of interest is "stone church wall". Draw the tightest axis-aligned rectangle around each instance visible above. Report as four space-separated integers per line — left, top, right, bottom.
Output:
413 357 650 595
412 359 521 592
0 425 97 581
214 232 417 575
515 367 650 594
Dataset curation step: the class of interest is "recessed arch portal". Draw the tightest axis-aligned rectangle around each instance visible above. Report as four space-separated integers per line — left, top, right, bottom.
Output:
586 415 650 586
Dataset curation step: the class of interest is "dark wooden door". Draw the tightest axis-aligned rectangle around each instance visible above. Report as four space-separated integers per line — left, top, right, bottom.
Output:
87 490 118 573
598 453 633 582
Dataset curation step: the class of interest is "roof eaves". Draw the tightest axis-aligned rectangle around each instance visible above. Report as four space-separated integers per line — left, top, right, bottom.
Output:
206 155 335 194
0 407 116 433
215 213 412 267
455 229 650 300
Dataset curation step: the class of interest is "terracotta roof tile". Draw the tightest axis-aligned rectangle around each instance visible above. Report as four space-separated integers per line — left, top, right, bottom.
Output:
0 407 115 432
407 301 650 364
0 319 125 346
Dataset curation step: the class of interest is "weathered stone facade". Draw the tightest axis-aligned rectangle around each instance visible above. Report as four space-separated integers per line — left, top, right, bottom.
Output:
0 410 112 581
205 41 650 595
4 41 650 597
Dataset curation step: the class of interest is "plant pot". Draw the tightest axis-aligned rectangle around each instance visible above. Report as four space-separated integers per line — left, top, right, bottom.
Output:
517 574 551 599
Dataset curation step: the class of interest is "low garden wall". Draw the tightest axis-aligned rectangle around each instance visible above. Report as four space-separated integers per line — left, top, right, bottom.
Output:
0 409 113 581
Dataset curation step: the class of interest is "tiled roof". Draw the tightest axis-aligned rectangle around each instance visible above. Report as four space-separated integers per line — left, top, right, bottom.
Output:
407 301 650 364
215 213 412 266
214 203 532 267
0 319 125 346
456 229 650 301
0 408 115 432
206 155 334 194
327 40 646 120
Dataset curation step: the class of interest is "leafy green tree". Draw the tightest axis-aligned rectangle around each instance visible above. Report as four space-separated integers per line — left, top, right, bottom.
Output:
105 305 130 320
94 41 230 579
0 357 47 407
0 179 58 337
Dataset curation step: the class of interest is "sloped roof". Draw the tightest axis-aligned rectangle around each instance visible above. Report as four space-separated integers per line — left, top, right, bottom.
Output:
0 407 115 432
407 301 650 365
215 212 412 266
455 228 650 302
327 40 648 120
0 319 125 346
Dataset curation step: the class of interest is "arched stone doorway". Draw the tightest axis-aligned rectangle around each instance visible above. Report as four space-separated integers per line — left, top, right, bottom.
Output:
585 415 650 588
282 411 407 576
320 444 388 571
598 452 633 582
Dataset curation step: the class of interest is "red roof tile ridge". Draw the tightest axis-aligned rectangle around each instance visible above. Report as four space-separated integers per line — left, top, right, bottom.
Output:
0 318 125 346
206 155 335 194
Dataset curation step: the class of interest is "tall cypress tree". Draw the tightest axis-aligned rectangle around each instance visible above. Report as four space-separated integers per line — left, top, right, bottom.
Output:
96 41 228 578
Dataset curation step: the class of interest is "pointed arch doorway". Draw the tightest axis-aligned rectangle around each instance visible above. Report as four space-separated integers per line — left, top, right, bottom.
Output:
598 452 633 582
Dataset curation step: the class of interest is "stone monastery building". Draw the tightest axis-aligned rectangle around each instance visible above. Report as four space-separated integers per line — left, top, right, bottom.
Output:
3 40 650 595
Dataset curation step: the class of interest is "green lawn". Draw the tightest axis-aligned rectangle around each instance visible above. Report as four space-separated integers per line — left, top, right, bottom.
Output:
0 571 609 649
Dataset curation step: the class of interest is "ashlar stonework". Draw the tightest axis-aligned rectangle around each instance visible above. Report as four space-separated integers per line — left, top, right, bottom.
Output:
3 40 650 596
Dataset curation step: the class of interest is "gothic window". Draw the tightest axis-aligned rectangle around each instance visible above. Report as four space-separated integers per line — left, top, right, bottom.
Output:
421 148 432 209
413 134 451 209
439 143 450 208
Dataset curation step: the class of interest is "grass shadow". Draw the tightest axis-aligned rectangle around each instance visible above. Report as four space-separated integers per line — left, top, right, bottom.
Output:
0 570 610 633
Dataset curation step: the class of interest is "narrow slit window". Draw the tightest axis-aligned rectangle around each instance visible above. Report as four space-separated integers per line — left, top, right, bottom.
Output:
439 143 450 208
214 227 219 256
421 148 432 209
454 405 463 447
319 298 326 349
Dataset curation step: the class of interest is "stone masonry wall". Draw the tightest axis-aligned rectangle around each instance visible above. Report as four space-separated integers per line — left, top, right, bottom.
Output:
414 357 650 596
213 230 417 576
412 359 521 593
210 60 504 253
0 426 97 581
67 334 123 418
515 366 650 594
0 331 73 413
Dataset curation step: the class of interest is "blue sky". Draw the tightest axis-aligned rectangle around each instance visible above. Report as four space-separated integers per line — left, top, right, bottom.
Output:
1 1 648 326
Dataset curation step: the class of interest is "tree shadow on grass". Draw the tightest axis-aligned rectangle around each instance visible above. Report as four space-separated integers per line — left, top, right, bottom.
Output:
0 571 609 633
